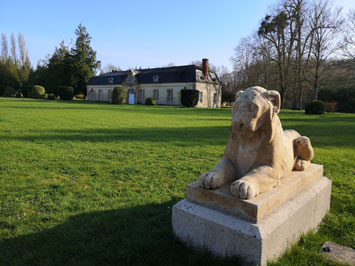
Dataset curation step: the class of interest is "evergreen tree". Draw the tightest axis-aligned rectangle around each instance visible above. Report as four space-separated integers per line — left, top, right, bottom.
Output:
48 41 73 93
71 24 100 94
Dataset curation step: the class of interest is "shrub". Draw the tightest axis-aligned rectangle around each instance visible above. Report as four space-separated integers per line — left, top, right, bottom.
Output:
32 85 46 99
305 100 325 115
222 91 235 105
75 93 85 100
16 92 23 98
112 86 127 104
0 86 7 96
4 87 16 97
336 87 355 113
57 86 74 100
48 93 56 100
181 89 199 107
325 101 337 112
145 97 156 105
20 86 32 98
319 86 355 113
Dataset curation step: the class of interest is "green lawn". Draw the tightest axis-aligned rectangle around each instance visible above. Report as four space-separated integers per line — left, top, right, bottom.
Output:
0 98 354 266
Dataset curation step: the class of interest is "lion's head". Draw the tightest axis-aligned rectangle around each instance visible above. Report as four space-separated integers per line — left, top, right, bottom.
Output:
231 86 281 139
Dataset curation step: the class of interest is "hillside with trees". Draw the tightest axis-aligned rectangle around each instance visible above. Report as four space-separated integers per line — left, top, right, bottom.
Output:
224 0 355 112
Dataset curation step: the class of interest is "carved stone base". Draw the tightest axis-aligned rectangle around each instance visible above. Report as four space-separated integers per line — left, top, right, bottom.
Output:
172 176 331 266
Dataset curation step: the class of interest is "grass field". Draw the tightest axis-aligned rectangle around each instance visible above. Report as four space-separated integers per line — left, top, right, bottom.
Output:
0 97 354 266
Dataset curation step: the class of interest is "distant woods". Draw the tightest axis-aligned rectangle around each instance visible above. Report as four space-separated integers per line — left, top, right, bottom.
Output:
228 0 355 110
0 24 100 96
33 24 100 95
1 2 354 111
0 33 31 90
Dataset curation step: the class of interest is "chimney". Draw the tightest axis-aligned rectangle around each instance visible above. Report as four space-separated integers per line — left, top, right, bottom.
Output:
202 58 209 79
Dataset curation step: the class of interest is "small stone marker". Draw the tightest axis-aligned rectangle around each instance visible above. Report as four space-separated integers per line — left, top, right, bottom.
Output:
320 241 355 265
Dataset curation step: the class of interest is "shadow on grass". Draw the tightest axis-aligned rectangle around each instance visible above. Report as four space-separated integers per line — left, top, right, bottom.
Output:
0 200 245 266
0 126 231 146
1 122 354 148
0 100 231 117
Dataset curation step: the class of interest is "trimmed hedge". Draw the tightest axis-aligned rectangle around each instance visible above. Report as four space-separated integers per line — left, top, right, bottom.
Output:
145 97 156 105
0 86 7 96
47 94 56 100
318 86 355 113
305 100 325 115
16 92 23 98
32 85 46 99
75 93 85 100
4 87 16 97
57 86 74 100
112 86 127 104
20 86 32 98
181 89 199 107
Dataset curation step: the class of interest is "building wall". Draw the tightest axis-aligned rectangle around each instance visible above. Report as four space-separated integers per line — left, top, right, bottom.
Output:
86 82 221 108
87 86 115 102
137 82 194 105
195 82 222 108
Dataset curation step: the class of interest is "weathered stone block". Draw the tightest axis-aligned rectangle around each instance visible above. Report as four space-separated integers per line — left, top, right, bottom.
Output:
172 176 331 266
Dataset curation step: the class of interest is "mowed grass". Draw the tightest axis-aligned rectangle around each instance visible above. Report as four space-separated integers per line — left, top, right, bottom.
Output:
0 98 354 266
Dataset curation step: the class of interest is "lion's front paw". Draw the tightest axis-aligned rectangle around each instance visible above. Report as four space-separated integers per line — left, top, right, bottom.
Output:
199 171 224 189
293 158 310 171
230 179 257 199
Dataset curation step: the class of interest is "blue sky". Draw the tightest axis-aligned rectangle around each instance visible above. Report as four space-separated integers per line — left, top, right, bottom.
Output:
1 0 353 71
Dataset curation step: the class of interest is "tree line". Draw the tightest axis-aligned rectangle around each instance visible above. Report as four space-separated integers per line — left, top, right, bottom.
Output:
0 33 31 93
221 0 355 111
1 3 354 111
0 24 100 97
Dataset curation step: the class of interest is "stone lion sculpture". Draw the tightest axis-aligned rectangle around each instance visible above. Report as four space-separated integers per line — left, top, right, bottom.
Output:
199 86 314 199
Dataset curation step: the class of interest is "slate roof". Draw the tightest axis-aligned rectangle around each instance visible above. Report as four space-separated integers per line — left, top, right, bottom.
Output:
88 65 219 86
88 71 130 86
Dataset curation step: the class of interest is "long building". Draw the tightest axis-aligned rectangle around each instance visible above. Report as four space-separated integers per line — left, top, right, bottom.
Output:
87 58 221 108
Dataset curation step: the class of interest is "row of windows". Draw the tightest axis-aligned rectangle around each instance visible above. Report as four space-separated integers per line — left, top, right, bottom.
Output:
198 91 217 104
88 89 112 101
140 89 173 103
89 88 218 105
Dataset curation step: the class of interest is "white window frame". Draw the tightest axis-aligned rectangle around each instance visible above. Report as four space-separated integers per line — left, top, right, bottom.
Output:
199 91 203 103
99 90 103 101
140 89 145 102
153 89 159 101
153 75 159 82
167 89 173 103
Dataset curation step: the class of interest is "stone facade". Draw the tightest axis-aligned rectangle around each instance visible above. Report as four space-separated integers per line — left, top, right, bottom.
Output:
87 60 221 108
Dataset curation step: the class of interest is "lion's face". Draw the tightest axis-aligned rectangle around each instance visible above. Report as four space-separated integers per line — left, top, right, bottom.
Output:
231 87 280 139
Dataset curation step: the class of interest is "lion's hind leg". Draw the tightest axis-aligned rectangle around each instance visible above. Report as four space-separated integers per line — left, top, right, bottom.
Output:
293 136 314 171
293 158 310 171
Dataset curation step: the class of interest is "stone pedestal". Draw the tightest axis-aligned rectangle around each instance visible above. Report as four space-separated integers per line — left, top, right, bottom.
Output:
172 164 331 266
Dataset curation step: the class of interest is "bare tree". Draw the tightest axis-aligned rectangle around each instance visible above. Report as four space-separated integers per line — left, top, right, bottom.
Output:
341 9 355 60
10 33 17 65
18 33 27 67
307 0 343 100
231 36 257 87
258 1 299 107
1 34 8 61
163 62 175 67
100 63 122 74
